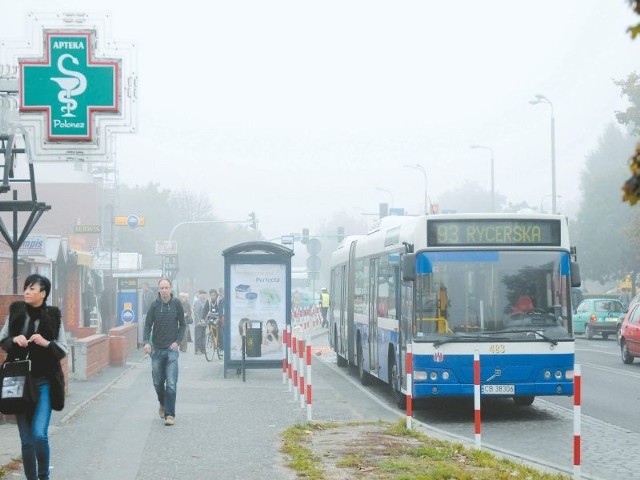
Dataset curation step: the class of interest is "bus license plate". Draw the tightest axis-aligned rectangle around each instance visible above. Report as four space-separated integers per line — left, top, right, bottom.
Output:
481 384 515 395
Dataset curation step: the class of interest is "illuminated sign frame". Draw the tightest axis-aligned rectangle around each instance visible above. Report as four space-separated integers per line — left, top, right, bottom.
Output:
427 219 561 247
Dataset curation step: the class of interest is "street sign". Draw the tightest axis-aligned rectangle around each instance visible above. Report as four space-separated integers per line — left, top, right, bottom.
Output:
155 240 177 255
20 30 120 141
307 238 321 255
74 224 101 233
115 215 145 227
306 255 321 272
281 235 294 246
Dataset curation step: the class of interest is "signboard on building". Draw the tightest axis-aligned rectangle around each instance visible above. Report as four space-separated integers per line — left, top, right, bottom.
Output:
155 240 177 255
19 30 120 142
74 224 101 233
18 235 47 256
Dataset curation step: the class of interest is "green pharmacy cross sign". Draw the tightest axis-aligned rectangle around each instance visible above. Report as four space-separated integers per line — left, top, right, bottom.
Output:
19 30 120 141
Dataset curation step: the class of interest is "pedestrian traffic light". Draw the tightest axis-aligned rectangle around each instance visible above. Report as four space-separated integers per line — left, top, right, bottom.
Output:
249 212 257 229
302 228 309 244
336 226 344 242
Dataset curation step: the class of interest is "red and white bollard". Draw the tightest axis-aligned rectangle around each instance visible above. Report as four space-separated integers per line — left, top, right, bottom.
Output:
286 324 292 391
305 334 313 421
574 364 582 479
282 326 288 385
292 333 299 401
473 350 482 449
298 338 305 409
406 343 413 430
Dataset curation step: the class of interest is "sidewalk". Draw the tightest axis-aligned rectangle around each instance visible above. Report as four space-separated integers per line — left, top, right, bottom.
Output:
0 349 146 472
0 327 340 477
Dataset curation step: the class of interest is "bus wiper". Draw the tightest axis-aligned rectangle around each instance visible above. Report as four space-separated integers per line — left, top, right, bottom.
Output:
432 335 509 347
498 329 558 346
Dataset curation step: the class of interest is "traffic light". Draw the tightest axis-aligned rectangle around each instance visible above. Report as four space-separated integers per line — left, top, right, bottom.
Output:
249 212 257 229
379 202 388 218
302 228 309 244
336 226 344 242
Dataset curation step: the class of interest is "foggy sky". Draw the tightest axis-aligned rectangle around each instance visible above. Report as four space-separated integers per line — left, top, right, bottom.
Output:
1 0 638 241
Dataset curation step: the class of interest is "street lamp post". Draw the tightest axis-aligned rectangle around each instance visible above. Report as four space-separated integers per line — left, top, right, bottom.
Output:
375 187 395 209
470 145 495 212
403 163 428 214
540 194 562 214
529 94 557 215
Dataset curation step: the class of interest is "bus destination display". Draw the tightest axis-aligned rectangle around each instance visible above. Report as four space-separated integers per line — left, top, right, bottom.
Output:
427 219 561 247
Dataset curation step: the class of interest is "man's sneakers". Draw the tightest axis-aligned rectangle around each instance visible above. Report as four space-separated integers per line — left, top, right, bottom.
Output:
158 404 165 419
164 415 175 426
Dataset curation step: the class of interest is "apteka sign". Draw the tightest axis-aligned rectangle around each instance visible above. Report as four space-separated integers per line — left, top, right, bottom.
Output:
19 30 120 141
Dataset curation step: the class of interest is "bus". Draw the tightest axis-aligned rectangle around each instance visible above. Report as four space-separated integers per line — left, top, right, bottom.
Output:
329 213 581 408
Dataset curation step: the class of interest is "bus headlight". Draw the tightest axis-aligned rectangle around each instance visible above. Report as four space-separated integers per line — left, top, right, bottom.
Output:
554 370 563 380
544 370 551 380
429 371 438 381
442 371 450 380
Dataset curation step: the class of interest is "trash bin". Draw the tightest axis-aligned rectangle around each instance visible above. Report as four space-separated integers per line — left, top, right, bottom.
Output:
245 321 262 357
194 320 207 354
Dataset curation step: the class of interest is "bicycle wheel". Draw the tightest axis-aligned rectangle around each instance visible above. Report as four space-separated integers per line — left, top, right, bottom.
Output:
204 329 214 362
213 327 223 359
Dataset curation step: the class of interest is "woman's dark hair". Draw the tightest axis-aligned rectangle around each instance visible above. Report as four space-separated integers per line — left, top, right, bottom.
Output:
23 273 51 301
266 319 279 339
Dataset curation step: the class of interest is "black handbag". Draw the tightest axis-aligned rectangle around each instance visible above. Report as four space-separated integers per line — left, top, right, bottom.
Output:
50 362 65 411
0 357 40 415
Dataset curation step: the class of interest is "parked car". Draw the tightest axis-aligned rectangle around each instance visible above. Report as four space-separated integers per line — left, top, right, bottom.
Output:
619 302 640 364
573 298 625 339
617 294 640 344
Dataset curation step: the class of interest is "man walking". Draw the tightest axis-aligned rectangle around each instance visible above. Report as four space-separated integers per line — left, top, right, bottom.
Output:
143 277 185 426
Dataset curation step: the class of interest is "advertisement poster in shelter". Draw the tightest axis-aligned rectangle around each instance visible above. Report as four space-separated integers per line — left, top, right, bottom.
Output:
229 263 286 361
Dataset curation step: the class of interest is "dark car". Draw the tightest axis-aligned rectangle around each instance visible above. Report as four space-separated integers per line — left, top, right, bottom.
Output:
573 298 625 339
619 302 640 364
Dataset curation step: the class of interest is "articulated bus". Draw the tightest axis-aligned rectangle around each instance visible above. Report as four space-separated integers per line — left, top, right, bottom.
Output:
329 213 581 408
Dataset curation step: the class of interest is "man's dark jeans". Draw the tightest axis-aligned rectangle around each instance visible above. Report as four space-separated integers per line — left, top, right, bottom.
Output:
151 347 179 417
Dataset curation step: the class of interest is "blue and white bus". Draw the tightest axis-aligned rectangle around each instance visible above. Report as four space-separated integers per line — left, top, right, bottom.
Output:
329 213 581 408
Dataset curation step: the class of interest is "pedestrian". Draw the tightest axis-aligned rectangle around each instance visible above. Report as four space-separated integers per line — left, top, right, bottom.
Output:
0 273 68 480
178 293 193 353
320 287 330 327
193 290 207 354
142 277 185 426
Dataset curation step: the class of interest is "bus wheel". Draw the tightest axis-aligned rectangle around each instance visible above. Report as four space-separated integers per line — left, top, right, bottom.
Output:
335 329 347 367
513 395 535 406
389 355 406 410
357 341 370 386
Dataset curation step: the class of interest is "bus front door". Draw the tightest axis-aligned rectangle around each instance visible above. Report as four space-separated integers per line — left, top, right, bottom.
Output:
369 258 379 375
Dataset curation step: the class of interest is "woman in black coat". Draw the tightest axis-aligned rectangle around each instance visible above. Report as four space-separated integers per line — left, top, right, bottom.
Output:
0 274 68 480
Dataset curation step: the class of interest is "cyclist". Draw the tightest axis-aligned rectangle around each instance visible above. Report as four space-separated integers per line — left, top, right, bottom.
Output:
203 289 223 347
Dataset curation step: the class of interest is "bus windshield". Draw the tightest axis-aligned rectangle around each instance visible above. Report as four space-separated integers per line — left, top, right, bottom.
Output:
412 250 572 342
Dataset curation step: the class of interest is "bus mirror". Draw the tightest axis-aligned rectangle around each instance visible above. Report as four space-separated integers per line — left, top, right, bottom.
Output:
571 262 581 288
401 253 416 282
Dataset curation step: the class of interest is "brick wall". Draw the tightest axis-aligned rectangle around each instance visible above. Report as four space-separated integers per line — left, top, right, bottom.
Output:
108 324 137 366
71 334 109 381
0 295 22 365
75 327 98 339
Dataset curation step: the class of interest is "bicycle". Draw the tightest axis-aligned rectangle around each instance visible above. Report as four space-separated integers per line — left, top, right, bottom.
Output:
204 315 223 361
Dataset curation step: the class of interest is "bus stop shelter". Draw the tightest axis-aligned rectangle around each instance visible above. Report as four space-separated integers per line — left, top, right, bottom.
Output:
222 241 293 378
